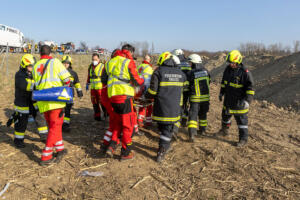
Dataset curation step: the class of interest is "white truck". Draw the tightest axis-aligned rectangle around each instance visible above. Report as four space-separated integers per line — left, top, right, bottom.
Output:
0 24 24 52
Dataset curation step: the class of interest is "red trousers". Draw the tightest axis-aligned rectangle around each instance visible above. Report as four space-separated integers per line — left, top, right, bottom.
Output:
100 87 115 146
91 89 104 118
138 104 153 124
41 108 64 161
110 97 135 149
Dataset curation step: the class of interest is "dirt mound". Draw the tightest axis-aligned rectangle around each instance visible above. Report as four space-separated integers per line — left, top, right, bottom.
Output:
0 54 299 199
204 53 227 71
208 52 300 112
252 52 300 111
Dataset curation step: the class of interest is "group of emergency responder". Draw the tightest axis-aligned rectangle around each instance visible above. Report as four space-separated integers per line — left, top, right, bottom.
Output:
9 43 254 165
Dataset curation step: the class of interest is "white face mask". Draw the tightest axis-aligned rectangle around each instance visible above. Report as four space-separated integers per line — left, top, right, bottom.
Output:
93 61 98 66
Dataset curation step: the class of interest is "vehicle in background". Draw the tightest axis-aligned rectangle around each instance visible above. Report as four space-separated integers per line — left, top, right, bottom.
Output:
0 24 24 52
61 42 75 54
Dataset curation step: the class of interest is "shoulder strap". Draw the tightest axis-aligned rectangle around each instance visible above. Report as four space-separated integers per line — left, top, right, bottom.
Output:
37 59 52 86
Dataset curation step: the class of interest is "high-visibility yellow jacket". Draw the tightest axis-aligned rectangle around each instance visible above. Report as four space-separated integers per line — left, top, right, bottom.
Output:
32 56 71 113
137 61 153 79
106 56 134 98
87 63 105 90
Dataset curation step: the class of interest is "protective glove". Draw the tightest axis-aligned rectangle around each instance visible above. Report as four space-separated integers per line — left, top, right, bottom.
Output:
243 100 249 109
219 93 223 102
86 83 90 91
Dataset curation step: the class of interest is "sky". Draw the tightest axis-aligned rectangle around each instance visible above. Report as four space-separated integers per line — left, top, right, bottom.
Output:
1 0 300 52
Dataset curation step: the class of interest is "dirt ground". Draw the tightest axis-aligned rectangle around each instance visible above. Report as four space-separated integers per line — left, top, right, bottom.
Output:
0 54 299 200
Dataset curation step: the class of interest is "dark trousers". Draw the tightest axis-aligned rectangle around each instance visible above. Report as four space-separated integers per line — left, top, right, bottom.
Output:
64 103 73 124
222 110 248 141
158 123 174 150
14 108 48 139
182 91 189 121
188 101 209 133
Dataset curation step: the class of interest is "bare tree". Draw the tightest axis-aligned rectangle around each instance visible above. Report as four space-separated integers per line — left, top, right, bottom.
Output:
93 45 100 50
151 42 155 55
141 41 149 56
80 41 88 51
293 40 300 53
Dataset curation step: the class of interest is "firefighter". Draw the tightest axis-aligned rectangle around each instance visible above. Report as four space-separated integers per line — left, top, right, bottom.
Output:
86 53 107 121
218 50 255 147
172 49 191 133
137 54 154 127
101 44 144 161
145 52 186 162
61 55 83 132
13 54 48 148
186 54 211 142
32 45 71 166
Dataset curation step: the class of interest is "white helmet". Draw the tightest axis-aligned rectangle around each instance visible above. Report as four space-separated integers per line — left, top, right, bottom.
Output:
172 49 184 56
188 54 202 64
172 55 181 65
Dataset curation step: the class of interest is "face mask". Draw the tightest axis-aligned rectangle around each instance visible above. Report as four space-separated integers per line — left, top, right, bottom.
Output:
93 61 98 66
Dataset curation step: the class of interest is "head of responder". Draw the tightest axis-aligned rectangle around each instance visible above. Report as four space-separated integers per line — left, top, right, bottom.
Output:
20 54 35 73
40 45 51 57
226 50 242 69
61 55 72 69
188 54 202 68
157 51 176 67
172 49 185 61
92 53 100 66
144 54 151 63
121 44 135 59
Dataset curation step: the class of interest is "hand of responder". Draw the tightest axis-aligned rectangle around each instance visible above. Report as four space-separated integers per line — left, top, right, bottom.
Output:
243 100 249 109
218 93 223 102
86 83 89 91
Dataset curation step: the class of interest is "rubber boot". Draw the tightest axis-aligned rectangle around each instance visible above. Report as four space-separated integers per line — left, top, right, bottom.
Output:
106 141 117 158
188 128 197 142
62 123 70 133
14 138 25 148
156 147 167 163
198 127 206 136
219 126 229 136
120 145 134 161
55 149 68 164
40 157 55 166
236 139 247 147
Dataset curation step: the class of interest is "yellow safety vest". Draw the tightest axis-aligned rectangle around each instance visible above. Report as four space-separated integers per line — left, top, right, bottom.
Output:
32 58 71 113
106 56 134 98
137 63 153 79
89 63 105 90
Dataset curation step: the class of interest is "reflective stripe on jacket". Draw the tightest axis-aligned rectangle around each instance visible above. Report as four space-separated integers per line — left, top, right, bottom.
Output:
32 58 71 113
106 56 134 98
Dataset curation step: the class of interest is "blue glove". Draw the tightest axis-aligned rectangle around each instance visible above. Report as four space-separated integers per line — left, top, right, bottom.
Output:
86 83 90 91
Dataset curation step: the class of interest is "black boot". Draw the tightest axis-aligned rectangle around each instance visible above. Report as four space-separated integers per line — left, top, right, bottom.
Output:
94 116 101 121
188 129 197 142
156 147 167 163
14 138 25 148
62 123 70 132
218 126 229 136
198 127 206 136
39 134 48 143
40 157 55 166
106 141 117 158
99 144 108 155
54 149 68 163
236 139 247 147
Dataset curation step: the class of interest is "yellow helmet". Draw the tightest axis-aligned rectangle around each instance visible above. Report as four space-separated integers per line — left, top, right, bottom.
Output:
226 50 242 64
157 51 172 66
62 55 72 64
20 54 35 68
